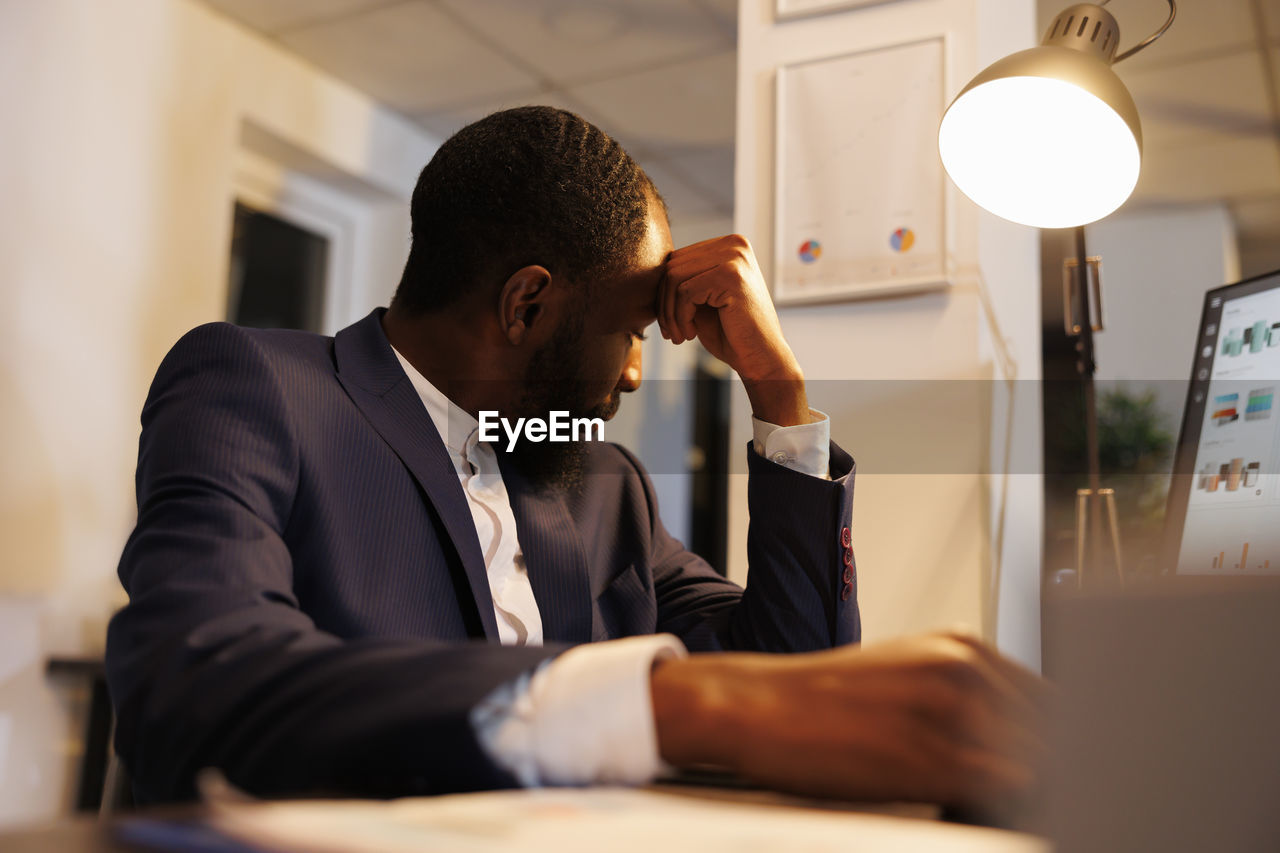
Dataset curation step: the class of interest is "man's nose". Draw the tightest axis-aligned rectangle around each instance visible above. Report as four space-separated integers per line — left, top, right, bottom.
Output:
617 338 643 393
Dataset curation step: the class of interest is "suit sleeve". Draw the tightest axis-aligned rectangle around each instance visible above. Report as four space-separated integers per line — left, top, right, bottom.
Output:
621 442 860 654
106 324 563 804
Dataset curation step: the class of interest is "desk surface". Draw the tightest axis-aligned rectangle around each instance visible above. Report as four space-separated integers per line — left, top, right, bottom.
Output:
0 788 1042 853
1 813 163 853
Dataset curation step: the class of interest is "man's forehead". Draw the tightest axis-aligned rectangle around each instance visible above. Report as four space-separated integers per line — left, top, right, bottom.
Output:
619 261 662 314
637 206 673 266
637 215 670 290
588 202 669 316
605 261 662 320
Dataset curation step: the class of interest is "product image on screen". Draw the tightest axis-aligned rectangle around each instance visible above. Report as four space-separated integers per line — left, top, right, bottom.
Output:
1166 269 1280 575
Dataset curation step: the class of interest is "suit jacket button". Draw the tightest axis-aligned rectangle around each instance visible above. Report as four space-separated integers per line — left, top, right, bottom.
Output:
842 548 853 567
843 566 853 584
840 582 853 601
841 526 851 547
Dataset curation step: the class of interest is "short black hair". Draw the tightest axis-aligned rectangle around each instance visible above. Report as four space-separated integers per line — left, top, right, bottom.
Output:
391 106 662 314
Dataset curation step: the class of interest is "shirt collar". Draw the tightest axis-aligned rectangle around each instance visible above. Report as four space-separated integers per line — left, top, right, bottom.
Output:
390 346 479 457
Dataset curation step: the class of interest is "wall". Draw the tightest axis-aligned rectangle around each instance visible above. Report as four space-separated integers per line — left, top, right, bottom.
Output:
730 0 1042 664
1086 204 1241 424
0 0 436 825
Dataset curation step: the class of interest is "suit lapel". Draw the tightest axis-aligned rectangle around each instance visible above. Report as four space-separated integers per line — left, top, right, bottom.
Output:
499 460 593 645
333 309 500 642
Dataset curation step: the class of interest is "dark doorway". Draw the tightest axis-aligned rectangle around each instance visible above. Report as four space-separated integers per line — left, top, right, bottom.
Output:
1040 229 1089 583
228 202 329 331
689 363 731 576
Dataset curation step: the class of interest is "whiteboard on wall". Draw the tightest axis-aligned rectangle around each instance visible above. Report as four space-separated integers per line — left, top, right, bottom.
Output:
775 0 900 20
773 37 951 304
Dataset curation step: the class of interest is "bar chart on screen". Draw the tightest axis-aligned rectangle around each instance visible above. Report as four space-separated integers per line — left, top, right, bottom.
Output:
1207 542 1273 571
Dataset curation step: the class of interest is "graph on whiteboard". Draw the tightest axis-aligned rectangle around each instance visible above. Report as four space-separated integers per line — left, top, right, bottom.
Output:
774 38 949 302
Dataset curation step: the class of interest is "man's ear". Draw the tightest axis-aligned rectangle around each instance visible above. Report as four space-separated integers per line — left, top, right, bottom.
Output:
499 265 553 345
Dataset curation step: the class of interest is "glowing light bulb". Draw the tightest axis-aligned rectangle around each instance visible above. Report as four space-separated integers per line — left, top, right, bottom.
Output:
939 76 1140 228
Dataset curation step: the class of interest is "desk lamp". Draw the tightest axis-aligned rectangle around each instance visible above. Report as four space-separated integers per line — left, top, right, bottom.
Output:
939 1 1175 229
937 1 1176 587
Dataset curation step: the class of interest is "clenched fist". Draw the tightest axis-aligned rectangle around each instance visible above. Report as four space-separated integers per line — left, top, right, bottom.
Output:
658 235 809 427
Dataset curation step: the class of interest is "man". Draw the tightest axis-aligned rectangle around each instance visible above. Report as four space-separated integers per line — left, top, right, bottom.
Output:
107 107 1041 809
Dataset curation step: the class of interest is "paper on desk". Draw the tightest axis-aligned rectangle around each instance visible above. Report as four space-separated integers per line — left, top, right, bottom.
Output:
205 787 1047 853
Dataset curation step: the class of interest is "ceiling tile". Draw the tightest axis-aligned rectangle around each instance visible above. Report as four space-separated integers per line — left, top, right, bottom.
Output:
197 0 392 35
695 0 739 26
1102 0 1256 72
1130 136 1280 206
1121 51 1273 149
566 52 737 150
636 157 727 220
690 0 738 39
436 0 732 87
410 90 607 143
277 2 539 113
661 143 735 207
412 102 731 225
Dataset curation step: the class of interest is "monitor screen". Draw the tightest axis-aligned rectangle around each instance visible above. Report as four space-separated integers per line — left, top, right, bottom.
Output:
1165 268 1280 575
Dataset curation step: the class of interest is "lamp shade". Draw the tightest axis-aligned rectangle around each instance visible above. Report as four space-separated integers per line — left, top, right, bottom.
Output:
939 5 1143 228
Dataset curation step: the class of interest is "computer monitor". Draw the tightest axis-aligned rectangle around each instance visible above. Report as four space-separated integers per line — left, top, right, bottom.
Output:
1164 268 1280 575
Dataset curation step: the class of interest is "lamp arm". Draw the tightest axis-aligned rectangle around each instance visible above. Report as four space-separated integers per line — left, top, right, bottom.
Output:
1099 0 1176 64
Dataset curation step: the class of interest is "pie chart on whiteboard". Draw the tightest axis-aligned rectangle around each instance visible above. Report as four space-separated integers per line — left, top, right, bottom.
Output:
890 227 915 253
798 239 822 263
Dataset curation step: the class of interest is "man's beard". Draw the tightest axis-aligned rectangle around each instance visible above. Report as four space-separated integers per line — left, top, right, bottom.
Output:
498 313 616 494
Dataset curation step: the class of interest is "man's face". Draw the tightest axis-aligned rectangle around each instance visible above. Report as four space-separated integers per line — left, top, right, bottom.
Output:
524 197 670 420
503 198 671 491
576 197 671 418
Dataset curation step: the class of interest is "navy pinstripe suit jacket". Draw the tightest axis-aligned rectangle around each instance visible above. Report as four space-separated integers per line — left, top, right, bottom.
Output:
106 308 860 803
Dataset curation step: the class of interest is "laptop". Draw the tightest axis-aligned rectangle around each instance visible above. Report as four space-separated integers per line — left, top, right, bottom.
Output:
1042 268 1280 852
1162 267 1280 576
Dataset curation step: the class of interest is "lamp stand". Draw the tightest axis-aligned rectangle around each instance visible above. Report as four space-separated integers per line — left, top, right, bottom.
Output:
1067 226 1124 588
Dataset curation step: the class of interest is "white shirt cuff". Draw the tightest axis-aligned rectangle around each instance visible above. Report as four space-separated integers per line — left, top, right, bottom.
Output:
470 634 688 787
751 408 831 480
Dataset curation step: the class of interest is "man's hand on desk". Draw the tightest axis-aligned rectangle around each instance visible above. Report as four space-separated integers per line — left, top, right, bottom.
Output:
650 632 1048 809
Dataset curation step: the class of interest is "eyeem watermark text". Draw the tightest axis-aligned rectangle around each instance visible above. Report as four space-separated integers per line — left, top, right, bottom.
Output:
478 411 605 451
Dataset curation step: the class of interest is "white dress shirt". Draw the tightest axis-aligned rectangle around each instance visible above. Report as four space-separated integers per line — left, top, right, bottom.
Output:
392 346 830 785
